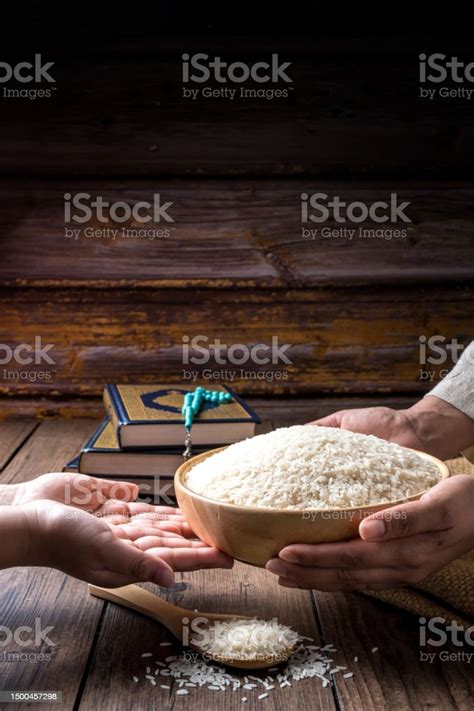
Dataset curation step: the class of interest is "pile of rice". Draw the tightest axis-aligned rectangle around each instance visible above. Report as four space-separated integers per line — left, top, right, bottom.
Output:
191 618 300 662
185 425 441 509
135 633 358 698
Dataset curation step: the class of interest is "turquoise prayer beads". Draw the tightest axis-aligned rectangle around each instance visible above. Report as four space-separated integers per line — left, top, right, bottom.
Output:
182 387 233 460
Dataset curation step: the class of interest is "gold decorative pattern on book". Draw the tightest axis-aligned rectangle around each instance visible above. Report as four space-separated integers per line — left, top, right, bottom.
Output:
94 421 120 450
116 385 249 422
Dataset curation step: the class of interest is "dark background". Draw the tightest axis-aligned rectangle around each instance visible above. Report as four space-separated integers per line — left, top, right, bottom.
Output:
0 4 472 416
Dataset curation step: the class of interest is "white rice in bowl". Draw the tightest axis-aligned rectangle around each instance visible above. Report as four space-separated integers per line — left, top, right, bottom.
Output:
185 425 442 509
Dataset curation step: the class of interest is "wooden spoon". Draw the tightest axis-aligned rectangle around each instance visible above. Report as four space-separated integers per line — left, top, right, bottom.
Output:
89 583 295 669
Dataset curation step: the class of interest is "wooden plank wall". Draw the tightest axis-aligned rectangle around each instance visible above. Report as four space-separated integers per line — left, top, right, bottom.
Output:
0 34 472 416
1 38 473 177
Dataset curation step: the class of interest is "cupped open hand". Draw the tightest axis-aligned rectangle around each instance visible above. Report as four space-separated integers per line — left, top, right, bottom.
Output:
21 498 233 588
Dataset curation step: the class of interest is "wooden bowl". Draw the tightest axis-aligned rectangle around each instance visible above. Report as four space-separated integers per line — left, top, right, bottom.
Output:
175 447 450 567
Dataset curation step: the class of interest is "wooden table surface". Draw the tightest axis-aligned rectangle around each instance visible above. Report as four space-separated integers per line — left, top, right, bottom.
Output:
0 403 472 711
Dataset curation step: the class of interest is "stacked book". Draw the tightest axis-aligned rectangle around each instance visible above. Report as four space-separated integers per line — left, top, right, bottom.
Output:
65 384 260 500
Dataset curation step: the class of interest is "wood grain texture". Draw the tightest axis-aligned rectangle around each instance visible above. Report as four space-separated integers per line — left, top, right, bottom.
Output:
0 286 470 399
0 419 37 470
0 395 417 420
1 180 470 403
78 566 337 711
263 396 418 428
314 592 474 711
0 399 103 421
0 418 96 484
0 39 473 178
1 181 473 287
0 570 104 711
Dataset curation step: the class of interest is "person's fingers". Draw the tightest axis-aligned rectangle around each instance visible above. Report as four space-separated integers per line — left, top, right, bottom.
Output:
96 501 131 517
133 505 183 516
111 526 133 541
97 501 161 521
135 520 195 536
114 525 187 541
278 539 416 570
64 476 138 511
104 538 175 587
145 546 234 572
134 521 196 538
125 507 186 523
123 502 176 516
306 412 344 428
278 529 453 574
73 476 138 502
114 520 197 540
133 535 208 550
93 479 140 502
61 474 108 508
98 503 188 528
127 512 196 537
267 558 416 590
359 478 457 542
